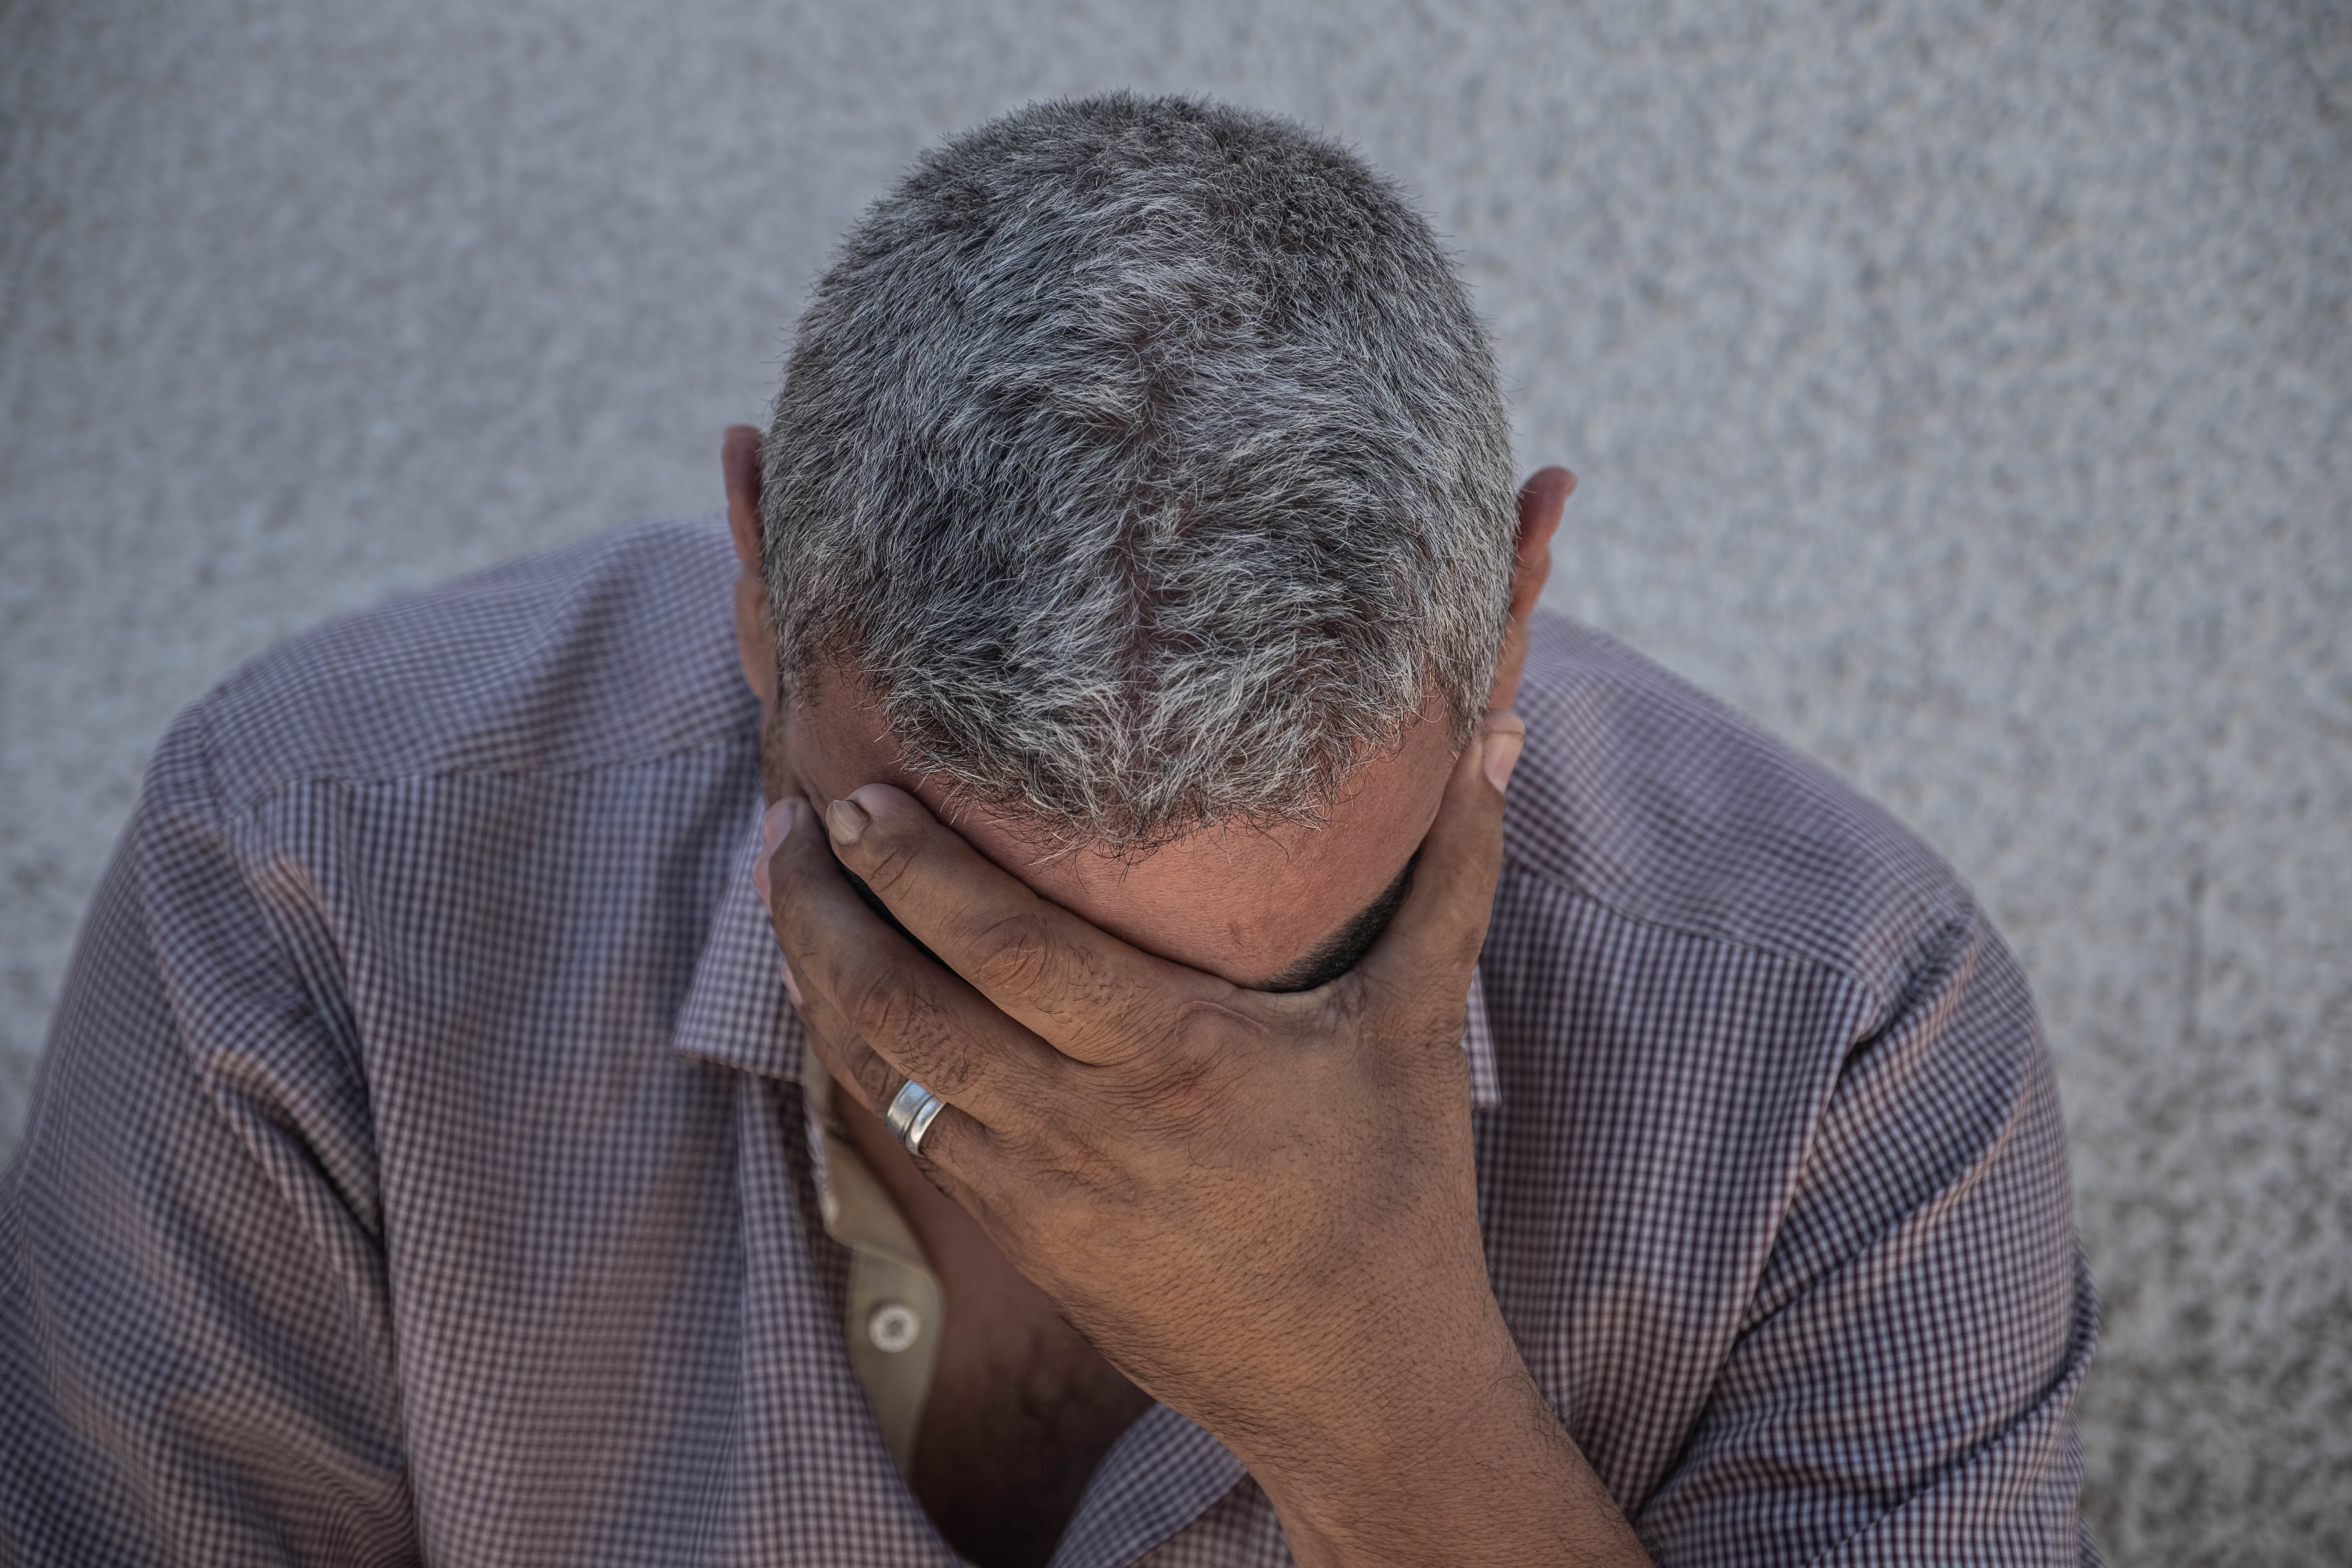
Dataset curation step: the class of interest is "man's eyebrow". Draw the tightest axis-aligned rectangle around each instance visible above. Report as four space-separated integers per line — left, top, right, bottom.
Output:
1256 855 1417 994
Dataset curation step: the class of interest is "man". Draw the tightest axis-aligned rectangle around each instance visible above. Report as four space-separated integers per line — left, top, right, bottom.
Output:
0 95 2096 1565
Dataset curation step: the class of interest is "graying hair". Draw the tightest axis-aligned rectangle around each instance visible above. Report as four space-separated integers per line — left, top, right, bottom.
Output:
760 93 1517 853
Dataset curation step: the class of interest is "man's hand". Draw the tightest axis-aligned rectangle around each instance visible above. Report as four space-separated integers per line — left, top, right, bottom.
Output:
762 711 1651 1566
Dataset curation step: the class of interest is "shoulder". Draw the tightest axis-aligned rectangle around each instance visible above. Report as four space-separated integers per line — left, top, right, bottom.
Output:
189 517 755 816
1504 611 1967 1019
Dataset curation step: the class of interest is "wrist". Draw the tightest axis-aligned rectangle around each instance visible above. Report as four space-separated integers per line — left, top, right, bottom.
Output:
1234 1318 1650 1568
1240 1317 1529 1532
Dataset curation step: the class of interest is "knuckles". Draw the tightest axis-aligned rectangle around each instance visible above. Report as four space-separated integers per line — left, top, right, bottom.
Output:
1097 1000 1263 1130
1112 1047 1232 1137
845 958 925 1051
1168 996 1271 1056
966 910 1065 1000
846 820 922 900
846 1042 898 1111
840 960 984 1095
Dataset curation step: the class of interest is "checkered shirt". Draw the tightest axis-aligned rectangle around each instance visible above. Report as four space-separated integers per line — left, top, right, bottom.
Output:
0 519 2099 1564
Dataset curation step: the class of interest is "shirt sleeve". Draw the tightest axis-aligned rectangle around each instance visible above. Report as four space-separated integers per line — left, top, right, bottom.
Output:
1634 893 2102 1566
0 704 419 1564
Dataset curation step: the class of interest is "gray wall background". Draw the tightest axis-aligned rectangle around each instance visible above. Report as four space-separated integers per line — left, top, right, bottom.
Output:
3 0 2345 1559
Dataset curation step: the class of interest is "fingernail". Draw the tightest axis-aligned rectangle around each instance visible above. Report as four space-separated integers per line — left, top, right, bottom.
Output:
1483 724 1525 793
825 797 870 847
753 851 771 904
759 798 793 851
779 955 803 1009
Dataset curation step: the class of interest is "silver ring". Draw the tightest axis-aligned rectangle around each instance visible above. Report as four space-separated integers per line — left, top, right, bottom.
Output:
884 1078 946 1159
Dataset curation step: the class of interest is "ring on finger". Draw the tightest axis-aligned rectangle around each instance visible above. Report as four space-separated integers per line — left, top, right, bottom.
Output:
884 1078 947 1159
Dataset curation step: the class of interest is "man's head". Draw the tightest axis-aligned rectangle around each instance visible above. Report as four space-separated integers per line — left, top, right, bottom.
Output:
726 94 1569 989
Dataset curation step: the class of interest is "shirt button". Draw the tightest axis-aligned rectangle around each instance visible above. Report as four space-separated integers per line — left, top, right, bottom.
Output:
867 1301 922 1354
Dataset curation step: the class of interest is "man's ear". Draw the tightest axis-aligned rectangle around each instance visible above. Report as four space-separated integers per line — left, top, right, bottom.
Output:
1483 466 1575 716
722 425 780 716
724 424 765 569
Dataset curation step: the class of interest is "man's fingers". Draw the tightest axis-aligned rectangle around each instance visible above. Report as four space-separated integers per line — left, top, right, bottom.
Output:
789 972 906 1116
764 797 1070 1129
819 784 1222 1065
795 990 1002 1203
789 980 1012 1212
1354 713 1515 1023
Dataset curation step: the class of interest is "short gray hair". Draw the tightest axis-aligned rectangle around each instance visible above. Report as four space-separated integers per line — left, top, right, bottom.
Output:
760 93 1517 853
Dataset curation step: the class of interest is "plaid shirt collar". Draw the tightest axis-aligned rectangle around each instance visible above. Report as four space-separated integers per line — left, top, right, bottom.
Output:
672 811 809 1080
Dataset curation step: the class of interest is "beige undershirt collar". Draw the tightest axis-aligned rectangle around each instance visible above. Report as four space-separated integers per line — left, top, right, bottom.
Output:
800 1045 944 1474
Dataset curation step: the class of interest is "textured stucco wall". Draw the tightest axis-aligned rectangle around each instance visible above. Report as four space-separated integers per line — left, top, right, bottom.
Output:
2 0 2345 1558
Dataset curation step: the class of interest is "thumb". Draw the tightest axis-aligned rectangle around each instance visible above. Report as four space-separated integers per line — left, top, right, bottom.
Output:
1356 710 1520 1019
